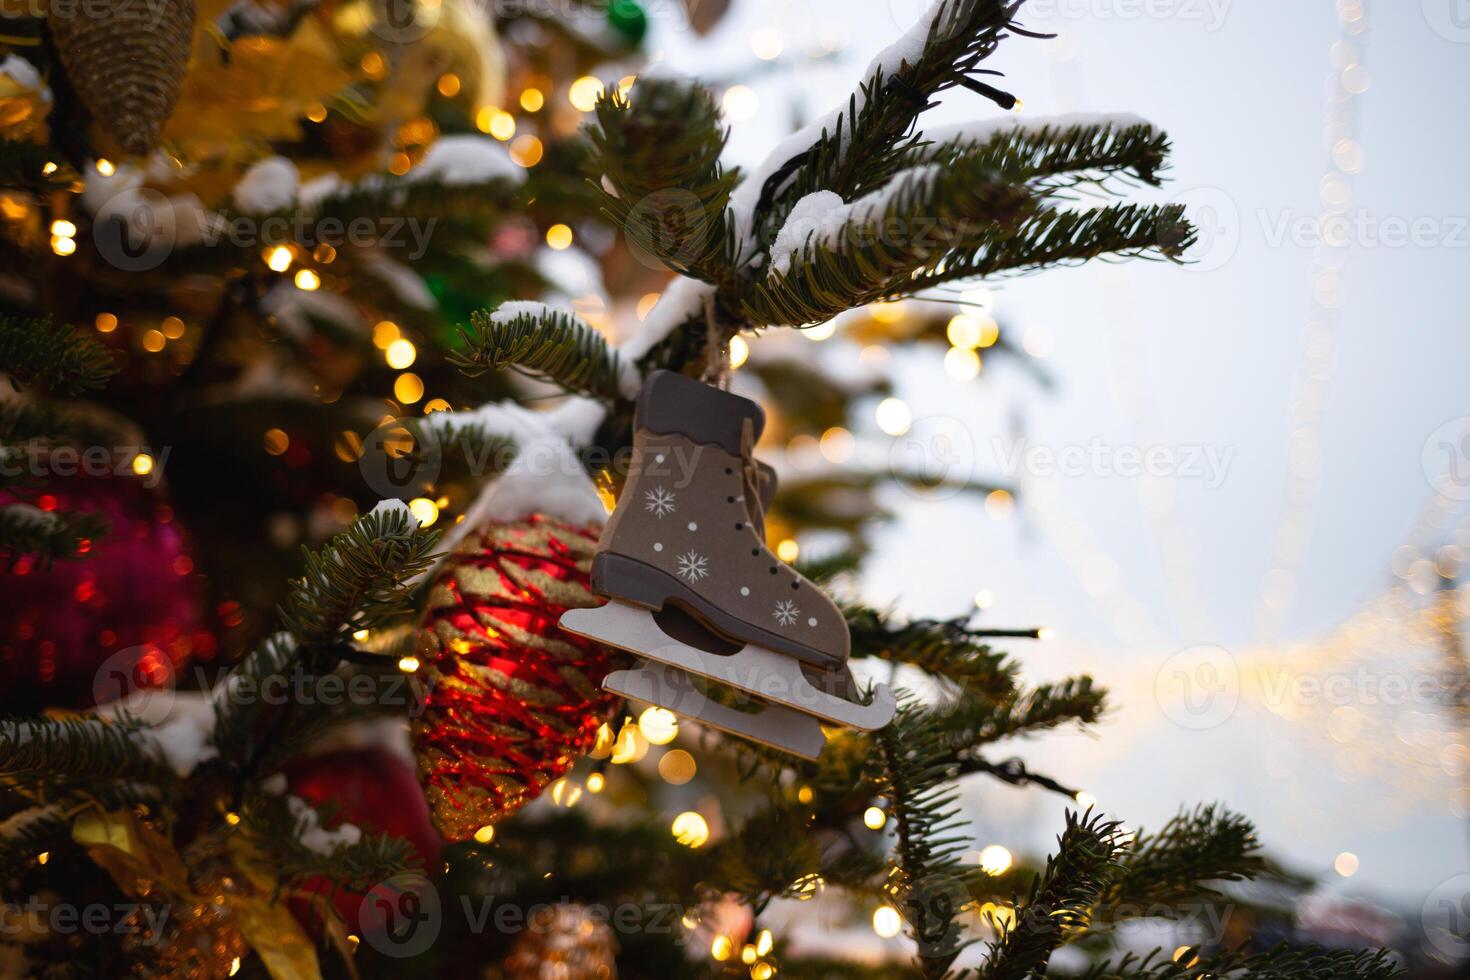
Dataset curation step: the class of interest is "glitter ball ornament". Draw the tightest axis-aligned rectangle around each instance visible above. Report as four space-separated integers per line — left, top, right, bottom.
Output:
411 515 624 840
0 471 207 712
48 0 195 154
503 903 618 980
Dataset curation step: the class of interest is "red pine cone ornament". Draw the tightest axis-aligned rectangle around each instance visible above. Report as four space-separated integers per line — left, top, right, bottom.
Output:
411 515 625 840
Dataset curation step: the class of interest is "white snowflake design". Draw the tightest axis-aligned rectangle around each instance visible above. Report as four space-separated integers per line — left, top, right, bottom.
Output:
771 600 800 627
644 486 676 518
675 550 709 582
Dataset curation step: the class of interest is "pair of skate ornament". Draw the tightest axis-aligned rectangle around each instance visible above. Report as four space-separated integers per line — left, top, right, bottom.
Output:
559 371 897 758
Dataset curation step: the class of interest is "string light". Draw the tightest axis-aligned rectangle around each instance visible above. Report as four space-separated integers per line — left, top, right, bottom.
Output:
750 28 783 60
638 706 678 744
776 539 799 563
586 772 606 793
671 811 709 847
863 806 886 829
546 223 574 250
569 76 604 112
728 335 750 369
520 88 545 112
509 135 544 167
385 338 417 369
407 497 439 527
95 313 117 333
978 844 1013 875
872 906 902 938
874 397 912 436
131 454 154 476
943 345 980 380
473 825 495 844
397 656 420 673
293 269 321 291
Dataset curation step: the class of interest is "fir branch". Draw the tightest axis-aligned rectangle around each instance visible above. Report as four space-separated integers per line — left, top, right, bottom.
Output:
905 202 1194 289
713 805 825 907
979 809 1128 980
0 502 107 565
278 506 441 644
744 162 1032 327
911 118 1174 190
933 675 1107 748
0 315 116 394
451 304 626 401
1092 804 1265 926
874 692 988 976
1076 944 1404 980
239 792 422 894
844 600 1018 700
0 139 77 192
588 77 739 282
749 0 1036 246
210 632 301 769
0 716 170 783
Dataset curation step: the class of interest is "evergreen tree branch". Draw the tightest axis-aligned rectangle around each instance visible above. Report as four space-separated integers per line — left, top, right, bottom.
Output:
1076 944 1404 980
744 162 1032 327
1092 804 1265 926
747 0 1039 247
278 505 441 644
588 78 739 283
239 791 422 894
844 600 1018 700
978 808 1128 980
0 315 116 394
0 716 171 783
451 304 626 401
0 502 107 565
874 692 988 977
0 139 78 192
911 118 1173 190
905 202 1194 289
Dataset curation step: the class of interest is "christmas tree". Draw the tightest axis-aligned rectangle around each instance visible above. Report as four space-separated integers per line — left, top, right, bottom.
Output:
0 0 1406 977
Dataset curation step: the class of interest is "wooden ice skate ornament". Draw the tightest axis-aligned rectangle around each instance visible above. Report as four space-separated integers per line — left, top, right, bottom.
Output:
558 371 896 758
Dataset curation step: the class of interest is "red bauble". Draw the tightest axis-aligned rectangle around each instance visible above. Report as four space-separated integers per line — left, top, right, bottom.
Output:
0 471 207 711
411 515 625 841
283 747 443 934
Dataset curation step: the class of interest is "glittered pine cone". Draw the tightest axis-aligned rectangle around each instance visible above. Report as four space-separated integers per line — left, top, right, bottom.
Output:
48 0 195 155
411 514 626 840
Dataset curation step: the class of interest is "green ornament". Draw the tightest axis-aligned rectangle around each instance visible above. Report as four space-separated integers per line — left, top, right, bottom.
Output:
606 0 647 44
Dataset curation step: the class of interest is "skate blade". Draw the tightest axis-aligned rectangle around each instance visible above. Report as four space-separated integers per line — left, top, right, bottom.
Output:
560 603 895 731
603 662 826 760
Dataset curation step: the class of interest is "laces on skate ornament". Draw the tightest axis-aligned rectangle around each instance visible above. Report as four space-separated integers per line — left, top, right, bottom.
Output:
559 371 896 758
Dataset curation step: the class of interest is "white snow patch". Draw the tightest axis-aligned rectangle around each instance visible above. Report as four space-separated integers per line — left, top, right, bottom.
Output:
260 282 364 339
410 135 523 187
370 497 420 529
0 55 47 98
286 794 363 854
767 191 845 278
765 166 942 284
260 773 288 795
144 691 220 778
360 255 436 310
298 173 345 212
2 503 58 531
613 277 715 397
234 156 300 214
427 399 607 556
489 300 559 324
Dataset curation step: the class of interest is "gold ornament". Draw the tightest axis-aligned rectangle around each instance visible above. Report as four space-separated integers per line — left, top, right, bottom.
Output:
0 55 52 142
48 0 196 154
502 903 618 980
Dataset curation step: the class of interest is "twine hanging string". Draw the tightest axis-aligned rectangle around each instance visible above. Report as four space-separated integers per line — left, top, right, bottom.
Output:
700 290 732 390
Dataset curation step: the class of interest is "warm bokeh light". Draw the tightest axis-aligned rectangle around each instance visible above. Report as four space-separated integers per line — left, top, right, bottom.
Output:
658 749 696 785
728 335 750 368
863 806 886 830
672 811 709 847
984 489 1014 520
638 706 679 744
944 345 981 380
131 454 154 476
293 269 321 291
776 538 799 563
722 85 759 121
873 906 902 938
394 372 425 404
473 825 495 844
408 497 439 527
979 844 1013 875
546 223 574 250
750 28 784 60
509 134 544 167
569 76 604 112
385 338 417 369
1334 852 1360 877
874 397 911 436
520 88 544 112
